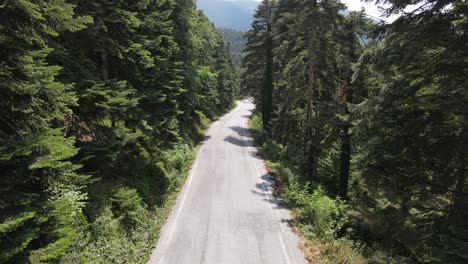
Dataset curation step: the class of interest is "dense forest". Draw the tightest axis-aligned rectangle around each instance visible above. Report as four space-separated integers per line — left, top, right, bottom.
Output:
217 27 246 66
197 0 257 31
243 0 467 263
1 0 466 263
0 0 238 262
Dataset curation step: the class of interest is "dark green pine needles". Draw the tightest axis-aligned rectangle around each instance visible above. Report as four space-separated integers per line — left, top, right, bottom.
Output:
241 0 467 263
0 0 239 262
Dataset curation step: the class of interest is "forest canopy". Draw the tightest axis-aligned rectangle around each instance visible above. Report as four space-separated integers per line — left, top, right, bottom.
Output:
0 0 238 262
242 0 467 263
0 0 466 263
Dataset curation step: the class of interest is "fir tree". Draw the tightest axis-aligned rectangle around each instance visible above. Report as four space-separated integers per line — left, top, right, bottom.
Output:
0 0 91 262
353 0 467 261
242 0 275 132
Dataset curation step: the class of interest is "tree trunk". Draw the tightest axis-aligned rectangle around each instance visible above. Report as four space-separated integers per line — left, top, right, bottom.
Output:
449 154 467 225
100 51 109 80
338 81 353 199
339 127 351 199
303 11 317 179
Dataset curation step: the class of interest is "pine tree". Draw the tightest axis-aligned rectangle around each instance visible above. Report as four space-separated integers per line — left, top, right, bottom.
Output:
267 0 349 183
241 0 467 261
214 42 239 112
335 11 371 199
242 0 275 131
0 0 92 262
217 28 246 66
1 0 238 262
352 0 467 261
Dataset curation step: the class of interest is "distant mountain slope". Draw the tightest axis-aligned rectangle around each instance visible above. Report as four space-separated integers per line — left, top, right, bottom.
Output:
197 0 258 31
217 27 246 65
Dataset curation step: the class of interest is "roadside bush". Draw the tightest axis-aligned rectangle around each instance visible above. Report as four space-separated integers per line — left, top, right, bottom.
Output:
260 141 282 162
161 144 193 176
61 143 198 263
284 182 348 241
61 205 142 263
249 114 268 145
266 161 299 196
193 110 211 140
161 144 195 192
248 114 408 264
275 164 298 184
111 187 146 230
321 239 367 264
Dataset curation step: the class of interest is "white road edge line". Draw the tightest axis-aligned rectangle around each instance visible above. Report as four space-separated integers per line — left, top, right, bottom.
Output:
155 138 206 264
241 118 292 264
153 103 293 264
153 104 241 264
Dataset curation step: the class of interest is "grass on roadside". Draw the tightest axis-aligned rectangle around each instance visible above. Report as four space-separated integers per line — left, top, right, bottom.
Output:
248 114 406 264
61 112 211 263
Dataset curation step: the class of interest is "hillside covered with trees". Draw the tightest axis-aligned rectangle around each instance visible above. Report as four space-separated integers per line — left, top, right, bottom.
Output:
0 0 238 262
243 0 467 263
1 0 466 263
197 0 258 31
217 27 246 66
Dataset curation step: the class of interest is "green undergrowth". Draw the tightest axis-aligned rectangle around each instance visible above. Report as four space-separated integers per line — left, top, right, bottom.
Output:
249 114 406 264
60 113 211 264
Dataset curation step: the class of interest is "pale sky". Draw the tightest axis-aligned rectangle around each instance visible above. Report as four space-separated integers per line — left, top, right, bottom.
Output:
340 0 399 22
250 0 399 23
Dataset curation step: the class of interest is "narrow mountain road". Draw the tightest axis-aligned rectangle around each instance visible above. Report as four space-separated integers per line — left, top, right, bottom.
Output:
149 101 306 264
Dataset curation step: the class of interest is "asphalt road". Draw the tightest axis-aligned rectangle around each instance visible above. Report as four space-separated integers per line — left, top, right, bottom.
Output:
149 100 306 264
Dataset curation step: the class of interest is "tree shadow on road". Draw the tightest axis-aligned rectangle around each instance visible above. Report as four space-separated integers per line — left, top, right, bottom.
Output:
224 135 253 147
225 127 264 160
228 126 247 137
251 173 288 210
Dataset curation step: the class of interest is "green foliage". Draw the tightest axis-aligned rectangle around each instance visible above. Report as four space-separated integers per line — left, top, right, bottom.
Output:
268 162 299 187
1 0 237 262
176 7 239 140
29 191 88 263
110 188 146 229
194 66 220 118
243 0 467 262
66 205 146 264
250 113 366 262
241 0 275 130
0 0 91 262
217 27 246 66
285 183 348 241
248 114 268 144
160 143 196 190
260 141 282 163
349 1 468 262
59 143 197 263
320 239 366 264
250 114 409 264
